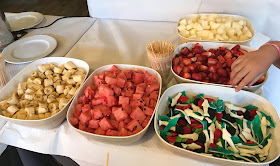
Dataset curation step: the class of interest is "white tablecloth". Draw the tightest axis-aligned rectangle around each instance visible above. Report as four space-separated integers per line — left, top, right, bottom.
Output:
0 17 274 166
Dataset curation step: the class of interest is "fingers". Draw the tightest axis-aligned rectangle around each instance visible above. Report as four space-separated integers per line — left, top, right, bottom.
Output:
235 72 256 92
247 74 262 88
231 56 245 69
230 58 247 81
231 65 250 87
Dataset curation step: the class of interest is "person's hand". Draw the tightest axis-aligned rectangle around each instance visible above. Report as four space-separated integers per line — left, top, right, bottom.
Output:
230 45 279 92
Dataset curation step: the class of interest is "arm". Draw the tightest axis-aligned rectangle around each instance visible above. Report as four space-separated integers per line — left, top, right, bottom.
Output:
230 41 280 92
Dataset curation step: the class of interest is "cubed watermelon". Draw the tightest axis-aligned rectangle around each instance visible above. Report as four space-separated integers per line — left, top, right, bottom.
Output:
75 104 83 113
124 81 134 90
98 84 114 97
94 127 106 135
124 90 134 98
142 116 151 128
99 117 113 131
145 84 160 94
124 70 133 79
118 128 128 136
111 85 121 96
145 75 158 85
125 119 140 131
119 96 129 106
93 76 105 87
78 95 89 105
123 104 132 114
117 78 126 88
106 96 117 107
133 72 144 84
70 117 79 126
149 99 157 109
83 86 95 99
85 127 95 133
112 107 128 122
105 76 118 85
133 125 143 134
117 71 127 80
143 106 154 116
110 65 121 75
78 122 86 131
149 91 159 100
79 112 91 124
81 104 91 113
143 96 150 107
109 119 119 129
91 109 103 119
106 129 119 136
133 94 142 101
118 121 126 131
135 85 145 95
88 119 99 129
124 117 132 124
73 111 81 119
92 97 106 106
96 105 111 117
130 107 146 124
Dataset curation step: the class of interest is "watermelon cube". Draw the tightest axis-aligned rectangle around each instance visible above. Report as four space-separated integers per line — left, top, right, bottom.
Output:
149 99 157 109
130 107 146 124
142 116 151 128
117 71 127 80
105 76 118 85
79 122 86 131
106 96 117 107
125 119 140 131
133 72 145 84
133 125 143 134
145 84 160 94
109 119 119 129
91 97 106 106
88 119 100 129
98 84 114 97
93 76 105 87
83 86 95 99
70 117 79 126
99 117 113 131
118 128 128 136
78 95 89 105
73 111 81 119
81 104 91 113
79 112 91 124
143 96 150 107
118 121 126 131
106 129 119 136
111 85 121 96
124 70 133 79
133 94 142 101
117 78 126 88
110 65 121 75
123 104 132 114
124 81 134 90
94 127 106 135
85 127 95 133
119 96 129 106
112 107 128 122
149 91 159 100
124 90 134 98
97 105 111 117
75 104 83 113
91 109 103 119
143 106 154 116
135 85 145 95
145 75 158 85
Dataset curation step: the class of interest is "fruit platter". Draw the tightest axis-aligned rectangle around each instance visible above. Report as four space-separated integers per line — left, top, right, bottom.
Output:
171 42 267 92
67 64 162 144
155 83 280 165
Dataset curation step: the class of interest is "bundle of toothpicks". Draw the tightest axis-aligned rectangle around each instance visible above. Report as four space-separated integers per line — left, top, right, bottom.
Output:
0 53 8 90
146 41 175 76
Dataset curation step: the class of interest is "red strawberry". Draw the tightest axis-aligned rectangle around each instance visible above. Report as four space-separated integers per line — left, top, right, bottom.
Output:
214 129 222 138
219 47 227 51
217 55 225 63
187 52 194 58
197 54 207 62
190 57 197 62
195 43 203 48
200 72 207 78
215 112 223 120
226 59 234 67
231 45 240 51
222 63 227 68
192 47 203 54
173 65 182 75
201 78 209 83
199 65 208 71
182 66 191 73
183 72 191 79
172 57 180 66
183 126 191 134
224 52 233 60
192 73 202 81
182 58 192 66
239 48 248 55
215 50 226 57
210 143 217 148
208 66 217 73
208 73 219 82
232 50 243 57
202 52 212 57
188 64 196 71
180 47 190 55
217 68 227 77
208 58 218 66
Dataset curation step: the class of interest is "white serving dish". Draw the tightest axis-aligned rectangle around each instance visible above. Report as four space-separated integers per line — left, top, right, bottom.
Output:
154 83 280 166
67 64 162 144
0 57 89 129
171 42 268 92
177 14 255 45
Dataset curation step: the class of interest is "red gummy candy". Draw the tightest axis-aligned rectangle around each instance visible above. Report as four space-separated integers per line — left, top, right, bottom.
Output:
198 100 203 108
246 141 255 145
185 139 194 144
214 129 222 138
215 112 223 120
210 143 217 148
250 109 257 117
177 119 188 126
183 126 191 134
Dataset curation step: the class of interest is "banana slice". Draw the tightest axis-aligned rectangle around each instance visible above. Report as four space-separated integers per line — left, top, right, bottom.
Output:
64 61 77 70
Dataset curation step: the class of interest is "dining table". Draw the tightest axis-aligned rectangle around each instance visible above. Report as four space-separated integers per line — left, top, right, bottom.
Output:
0 13 274 166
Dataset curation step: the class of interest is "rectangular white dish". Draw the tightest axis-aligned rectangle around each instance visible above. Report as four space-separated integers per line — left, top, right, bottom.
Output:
0 57 89 129
154 83 280 166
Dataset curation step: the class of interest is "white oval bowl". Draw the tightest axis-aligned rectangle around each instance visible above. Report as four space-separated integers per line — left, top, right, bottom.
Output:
171 42 268 92
0 57 89 129
154 83 280 166
67 64 162 144
177 13 255 45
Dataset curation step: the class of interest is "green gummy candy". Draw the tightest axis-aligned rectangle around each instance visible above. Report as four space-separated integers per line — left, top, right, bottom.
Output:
231 136 241 144
194 112 202 116
261 133 272 147
168 97 172 103
225 155 235 160
194 128 203 133
196 93 204 98
216 99 224 113
176 136 182 142
209 101 217 109
235 119 243 128
181 91 187 97
158 115 170 121
160 117 179 137
182 138 188 142
249 115 263 143
260 111 275 128
212 117 217 124
208 146 235 155
166 132 172 136
186 97 195 104
202 120 208 130
243 105 258 111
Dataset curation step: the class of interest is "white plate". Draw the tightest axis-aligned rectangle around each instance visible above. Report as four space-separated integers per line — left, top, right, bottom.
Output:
0 57 89 129
2 35 57 64
7 12 44 31
154 83 280 166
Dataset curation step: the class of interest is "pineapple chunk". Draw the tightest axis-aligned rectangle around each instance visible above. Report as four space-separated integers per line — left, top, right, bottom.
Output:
224 21 232 28
179 19 187 25
179 30 190 37
186 23 194 30
189 29 196 36
177 25 186 32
